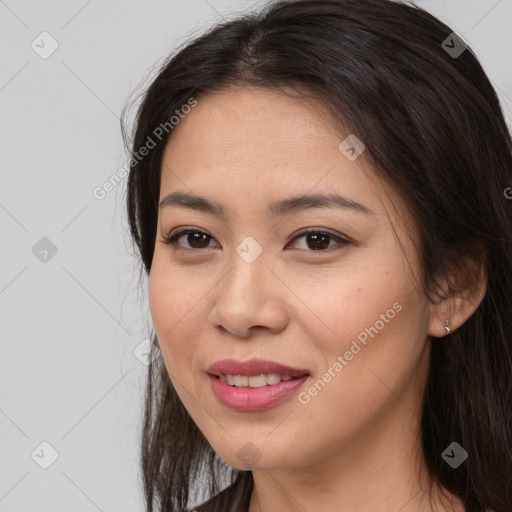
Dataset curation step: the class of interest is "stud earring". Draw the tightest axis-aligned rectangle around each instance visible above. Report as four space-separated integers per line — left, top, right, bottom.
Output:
444 319 451 336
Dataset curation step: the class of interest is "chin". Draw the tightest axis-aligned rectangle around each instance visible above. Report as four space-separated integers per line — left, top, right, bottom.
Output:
209 436 296 471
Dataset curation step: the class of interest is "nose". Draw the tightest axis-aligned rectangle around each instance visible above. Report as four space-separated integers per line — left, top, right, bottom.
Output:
208 249 289 338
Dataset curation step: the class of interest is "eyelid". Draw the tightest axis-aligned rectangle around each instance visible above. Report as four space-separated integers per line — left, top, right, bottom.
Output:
161 226 352 252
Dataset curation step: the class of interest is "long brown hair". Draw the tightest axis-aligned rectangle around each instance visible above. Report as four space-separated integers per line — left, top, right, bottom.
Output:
121 1 512 510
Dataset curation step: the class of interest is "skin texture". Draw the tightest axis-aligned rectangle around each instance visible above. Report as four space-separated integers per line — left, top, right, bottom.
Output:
148 86 486 512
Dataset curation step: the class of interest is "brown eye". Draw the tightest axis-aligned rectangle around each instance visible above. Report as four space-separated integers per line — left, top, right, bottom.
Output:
304 233 331 250
162 229 217 250
184 232 211 249
288 229 351 252
162 227 351 253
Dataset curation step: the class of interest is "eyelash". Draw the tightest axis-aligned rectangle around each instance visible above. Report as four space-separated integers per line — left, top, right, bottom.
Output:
161 227 351 253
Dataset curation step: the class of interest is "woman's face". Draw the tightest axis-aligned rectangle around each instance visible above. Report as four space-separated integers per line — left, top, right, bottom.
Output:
148 86 438 473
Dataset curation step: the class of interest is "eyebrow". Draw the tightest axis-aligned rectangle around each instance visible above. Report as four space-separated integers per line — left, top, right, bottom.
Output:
159 190 375 218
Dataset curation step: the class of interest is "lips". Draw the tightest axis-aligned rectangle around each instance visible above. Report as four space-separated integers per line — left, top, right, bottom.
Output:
207 357 310 378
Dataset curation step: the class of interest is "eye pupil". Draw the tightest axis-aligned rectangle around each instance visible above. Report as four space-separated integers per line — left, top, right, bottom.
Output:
189 233 210 248
307 233 330 250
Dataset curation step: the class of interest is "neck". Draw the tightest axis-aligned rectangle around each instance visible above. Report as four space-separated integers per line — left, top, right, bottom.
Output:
247 384 465 512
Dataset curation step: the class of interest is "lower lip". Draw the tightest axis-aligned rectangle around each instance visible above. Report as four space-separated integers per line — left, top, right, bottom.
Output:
208 374 309 411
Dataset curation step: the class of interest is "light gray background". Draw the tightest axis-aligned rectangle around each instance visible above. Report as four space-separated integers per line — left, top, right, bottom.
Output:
1 1 511 511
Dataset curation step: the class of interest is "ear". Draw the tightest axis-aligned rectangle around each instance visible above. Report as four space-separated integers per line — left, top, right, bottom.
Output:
428 246 488 338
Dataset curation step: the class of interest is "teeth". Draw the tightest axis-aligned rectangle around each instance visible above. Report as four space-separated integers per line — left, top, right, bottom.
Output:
266 373 281 385
218 373 300 388
233 375 249 387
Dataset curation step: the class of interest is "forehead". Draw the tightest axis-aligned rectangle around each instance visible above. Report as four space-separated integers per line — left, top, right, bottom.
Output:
158 86 411 228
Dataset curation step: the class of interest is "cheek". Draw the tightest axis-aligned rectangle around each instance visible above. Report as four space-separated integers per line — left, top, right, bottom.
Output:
287 263 406 343
294 264 429 394
148 265 174 342
148 256 218 392
148 255 204 333
148 262 195 366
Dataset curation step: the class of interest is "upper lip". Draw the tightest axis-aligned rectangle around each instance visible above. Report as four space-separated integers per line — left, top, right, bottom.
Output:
207 357 310 377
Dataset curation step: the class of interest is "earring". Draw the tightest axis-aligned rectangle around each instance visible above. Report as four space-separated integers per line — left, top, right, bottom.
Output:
444 319 451 336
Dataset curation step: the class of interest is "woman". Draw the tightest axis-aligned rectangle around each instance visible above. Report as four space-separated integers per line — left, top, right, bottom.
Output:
122 0 512 510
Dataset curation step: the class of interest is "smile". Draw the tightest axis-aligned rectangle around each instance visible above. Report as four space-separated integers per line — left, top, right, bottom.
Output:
209 374 310 411
218 373 297 387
